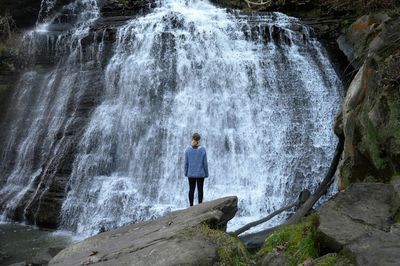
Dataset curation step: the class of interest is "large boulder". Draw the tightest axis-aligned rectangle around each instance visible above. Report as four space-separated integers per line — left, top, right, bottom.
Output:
335 13 400 186
49 197 238 266
317 183 400 266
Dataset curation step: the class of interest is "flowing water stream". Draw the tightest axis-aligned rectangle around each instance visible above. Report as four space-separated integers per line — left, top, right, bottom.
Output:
0 0 342 238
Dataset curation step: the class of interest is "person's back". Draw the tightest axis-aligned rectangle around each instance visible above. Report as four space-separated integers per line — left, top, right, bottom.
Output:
185 146 208 178
184 133 208 206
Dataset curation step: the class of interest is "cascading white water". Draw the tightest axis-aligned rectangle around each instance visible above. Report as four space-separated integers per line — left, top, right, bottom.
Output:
56 0 343 237
0 0 101 222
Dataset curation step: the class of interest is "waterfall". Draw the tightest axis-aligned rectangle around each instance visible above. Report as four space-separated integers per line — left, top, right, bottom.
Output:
0 0 342 237
0 0 102 224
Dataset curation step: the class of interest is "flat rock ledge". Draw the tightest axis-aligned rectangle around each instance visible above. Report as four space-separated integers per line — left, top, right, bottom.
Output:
318 182 400 266
49 196 237 266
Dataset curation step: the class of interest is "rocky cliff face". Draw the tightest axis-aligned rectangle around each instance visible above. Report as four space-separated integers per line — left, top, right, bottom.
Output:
0 0 41 125
335 13 400 187
0 0 42 29
0 37 21 121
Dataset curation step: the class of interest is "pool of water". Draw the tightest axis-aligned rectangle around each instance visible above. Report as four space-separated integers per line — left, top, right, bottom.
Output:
0 223 73 265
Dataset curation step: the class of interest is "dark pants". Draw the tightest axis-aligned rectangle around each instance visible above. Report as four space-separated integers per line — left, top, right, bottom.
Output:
188 178 204 206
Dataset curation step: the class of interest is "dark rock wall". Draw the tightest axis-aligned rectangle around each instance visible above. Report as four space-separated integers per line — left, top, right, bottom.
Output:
0 0 42 125
0 41 21 123
335 14 400 187
0 0 42 29
100 0 156 17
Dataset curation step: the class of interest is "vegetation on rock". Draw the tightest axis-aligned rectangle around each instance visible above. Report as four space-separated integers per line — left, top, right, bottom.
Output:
257 216 319 266
179 224 255 266
313 253 337 266
336 14 400 186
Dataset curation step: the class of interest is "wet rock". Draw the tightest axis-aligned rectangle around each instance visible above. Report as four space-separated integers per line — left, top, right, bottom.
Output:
317 183 400 266
49 197 237 266
100 0 156 17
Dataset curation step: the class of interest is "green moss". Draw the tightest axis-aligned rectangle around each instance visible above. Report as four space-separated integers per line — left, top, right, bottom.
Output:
0 42 18 55
340 158 353 188
337 249 356 265
178 224 254 266
315 254 337 266
0 84 9 93
257 216 319 266
383 92 400 141
394 208 400 223
358 52 400 178
392 175 400 181
0 31 21 56
364 119 386 170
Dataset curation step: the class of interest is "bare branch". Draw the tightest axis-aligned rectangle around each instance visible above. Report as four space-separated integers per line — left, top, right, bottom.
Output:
233 200 297 236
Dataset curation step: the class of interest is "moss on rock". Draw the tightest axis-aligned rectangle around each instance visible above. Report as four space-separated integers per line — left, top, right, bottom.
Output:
393 208 400 223
178 224 255 266
313 253 337 266
337 13 400 186
257 216 319 266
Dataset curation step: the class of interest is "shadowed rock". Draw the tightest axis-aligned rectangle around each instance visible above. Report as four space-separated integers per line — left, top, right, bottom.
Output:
49 196 237 266
318 183 400 266
335 14 400 186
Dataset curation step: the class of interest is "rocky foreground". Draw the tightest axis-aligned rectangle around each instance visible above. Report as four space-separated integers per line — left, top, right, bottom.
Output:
44 182 400 266
49 197 241 266
318 181 400 265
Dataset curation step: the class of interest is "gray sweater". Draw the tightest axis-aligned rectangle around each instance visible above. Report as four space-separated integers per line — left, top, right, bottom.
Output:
184 146 209 178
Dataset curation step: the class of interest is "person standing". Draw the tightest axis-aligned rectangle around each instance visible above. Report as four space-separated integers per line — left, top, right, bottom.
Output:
184 133 209 206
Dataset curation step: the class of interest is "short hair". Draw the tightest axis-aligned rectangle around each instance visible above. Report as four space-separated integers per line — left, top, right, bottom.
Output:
192 133 201 141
